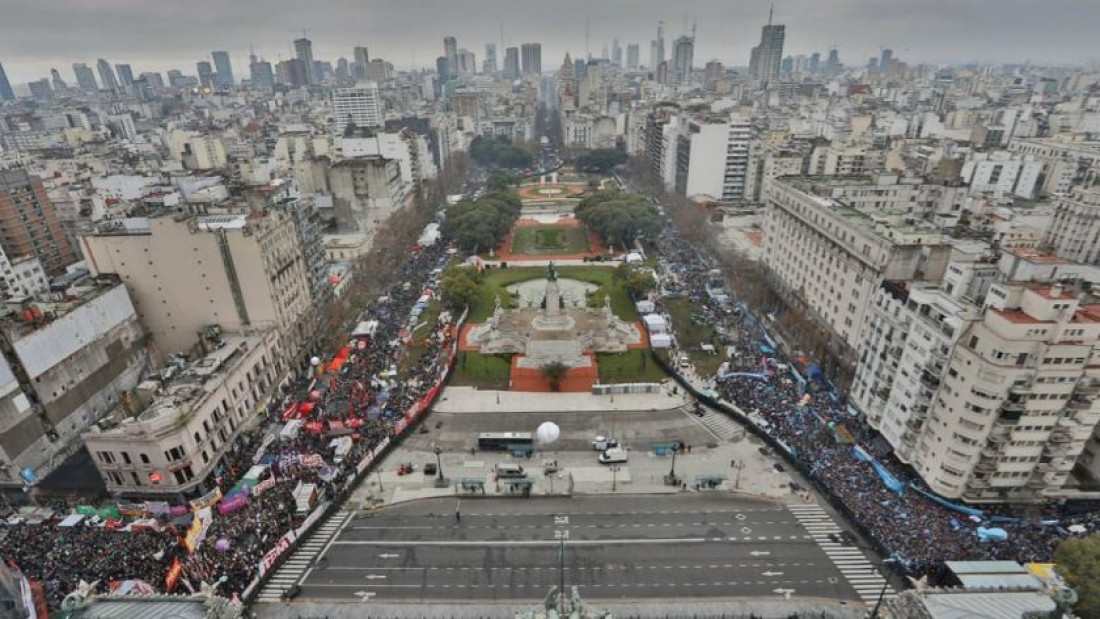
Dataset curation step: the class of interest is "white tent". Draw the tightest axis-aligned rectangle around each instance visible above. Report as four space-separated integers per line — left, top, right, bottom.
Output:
625 252 644 263
651 333 673 348
635 300 656 314
642 314 668 334
59 513 85 527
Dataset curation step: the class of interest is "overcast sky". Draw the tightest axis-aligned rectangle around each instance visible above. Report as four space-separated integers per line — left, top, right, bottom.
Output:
2 0 1099 85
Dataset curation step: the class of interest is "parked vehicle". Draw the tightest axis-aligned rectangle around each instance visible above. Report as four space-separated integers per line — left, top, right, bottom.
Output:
598 447 629 464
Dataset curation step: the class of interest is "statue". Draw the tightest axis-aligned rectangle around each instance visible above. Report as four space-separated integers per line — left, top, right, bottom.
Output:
546 260 557 282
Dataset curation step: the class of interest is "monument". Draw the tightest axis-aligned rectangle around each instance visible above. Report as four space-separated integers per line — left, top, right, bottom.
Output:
467 262 641 368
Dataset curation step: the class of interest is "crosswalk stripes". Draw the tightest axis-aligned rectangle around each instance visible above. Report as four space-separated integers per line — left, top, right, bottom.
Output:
256 509 353 602
787 504 895 607
681 406 741 440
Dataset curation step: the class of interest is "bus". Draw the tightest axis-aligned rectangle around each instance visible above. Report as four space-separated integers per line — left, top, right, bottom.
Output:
477 432 534 452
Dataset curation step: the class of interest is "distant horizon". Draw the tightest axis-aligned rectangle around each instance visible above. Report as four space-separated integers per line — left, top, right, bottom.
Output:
3 0 1100 85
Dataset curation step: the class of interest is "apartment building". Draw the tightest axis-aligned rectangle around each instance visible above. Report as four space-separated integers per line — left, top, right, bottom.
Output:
0 281 148 487
78 211 312 361
809 143 886 176
763 177 953 355
1042 187 1100 265
1007 138 1100 195
0 169 81 277
82 329 283 497
674 114 755 202
960 151 1043 199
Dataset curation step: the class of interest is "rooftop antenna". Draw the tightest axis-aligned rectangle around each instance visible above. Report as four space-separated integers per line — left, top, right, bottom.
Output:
585 15 590 59
768 1 774 25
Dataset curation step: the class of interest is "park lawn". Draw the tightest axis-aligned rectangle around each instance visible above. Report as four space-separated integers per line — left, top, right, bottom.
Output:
450 352 512 390
663 298 726 377
468 266 637 323
511 225 591 255
398 301 442 378
597 350 668 384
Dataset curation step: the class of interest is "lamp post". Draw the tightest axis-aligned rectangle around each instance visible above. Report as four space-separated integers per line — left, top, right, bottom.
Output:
869 555 900 618
666 444 679 485
611 465 620 491
433 446 444 486
731 459 745 489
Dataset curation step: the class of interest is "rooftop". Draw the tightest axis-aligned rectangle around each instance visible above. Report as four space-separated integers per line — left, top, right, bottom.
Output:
1002 247 1068 265
0 276 119 341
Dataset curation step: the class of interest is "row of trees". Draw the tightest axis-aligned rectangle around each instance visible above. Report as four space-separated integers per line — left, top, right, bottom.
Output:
576 190 662 248
574 149 628 174
469 135 532 169
440 190 522 252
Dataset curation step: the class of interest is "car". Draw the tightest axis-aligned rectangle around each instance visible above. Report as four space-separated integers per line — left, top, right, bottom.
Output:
598 447 629 464
592 435 619 451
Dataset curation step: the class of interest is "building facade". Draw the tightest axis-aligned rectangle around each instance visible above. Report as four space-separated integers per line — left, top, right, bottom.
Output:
332 82 383 133
0 168 81 277
1042 188 1100 265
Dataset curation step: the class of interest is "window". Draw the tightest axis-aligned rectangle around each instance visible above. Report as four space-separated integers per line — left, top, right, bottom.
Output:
140 453 150 464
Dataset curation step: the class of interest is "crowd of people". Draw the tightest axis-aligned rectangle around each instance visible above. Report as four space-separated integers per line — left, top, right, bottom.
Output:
0 237 453 608
651 216 1100 583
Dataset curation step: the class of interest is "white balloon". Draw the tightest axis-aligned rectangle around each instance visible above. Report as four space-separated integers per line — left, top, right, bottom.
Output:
310 356 321 366
535 421 561 445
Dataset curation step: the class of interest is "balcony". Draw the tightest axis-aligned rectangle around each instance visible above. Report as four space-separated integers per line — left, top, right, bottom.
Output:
975 460 997 472
1000 400 1026 413
920 372 941 390
968 478 990 489
1049 429 1072 443
1067 398 1092 412
1074 380 1100 396
1009 380 1035 395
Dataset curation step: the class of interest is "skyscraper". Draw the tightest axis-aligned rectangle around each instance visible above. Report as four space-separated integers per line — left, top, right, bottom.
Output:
72 62 98 91
332 82 382 133
672 34 694 86
336 57 350 83
197 61 215 88
655 22 666 66
212 50 233 87
0 62 14 101
626 44 640 71
50 68 66 92
612 38 623 67
294 38 315 85
167 70 186 89
826 47 840 73
521 43 542 75
879 48 894 73
250 54 275 89
115 64 134 91
503 47 520 80
96 59 120 92
748 13 785 85
809 52 821 72
484 43 498 75
443 36 458 80
354 46 370 80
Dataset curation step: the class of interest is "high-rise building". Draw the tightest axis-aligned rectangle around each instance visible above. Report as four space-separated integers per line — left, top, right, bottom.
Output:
809 52 821 72
0 62 14 101
0 169 80 277
250 55 275 89
521 43 542 75
655 22 666 66
294 38 315 85
137 72 164 89
96 59 120 92
1042 188 1100 264
611 38 623 67
196 61 215 88
484 43 498 75
332 82 383 133
72 62 98 91
27 79 51 99
826 47 840 72
503 47 520 80
50 68 66 92
879 48 894 73
457 49 477 75
336 57 350 83
674 114 754 200
443 36 458 80
748 21 785 84
626 44 640 70
211 50 233 87
166 70 186 89
115 63 134 91
276 59 308 87
671 35 694 85
354 46 370 80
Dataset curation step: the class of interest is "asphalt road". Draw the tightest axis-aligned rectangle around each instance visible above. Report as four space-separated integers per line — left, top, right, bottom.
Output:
297 495 862 603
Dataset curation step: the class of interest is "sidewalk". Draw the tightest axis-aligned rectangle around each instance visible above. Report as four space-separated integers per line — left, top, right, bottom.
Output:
433 385 689 414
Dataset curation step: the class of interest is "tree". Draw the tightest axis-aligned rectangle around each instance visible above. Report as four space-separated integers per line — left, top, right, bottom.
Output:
539 361 570 392
441 190 522 252
469 135 533 169
575 190 662 247
575 149 629 174
439 266 481 313
1056 535 1100 618
487 170 520 191
624 269 657 298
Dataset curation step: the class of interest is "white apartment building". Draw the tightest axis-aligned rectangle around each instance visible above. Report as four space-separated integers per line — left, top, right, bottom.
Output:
1042 188 1100 265
78 211 313 361
332 82 382 134
809 144 886 176
674 114 755 202
1008 138 1100 195
0 249 48 298
167 130 228 171
763 177 952 355
960 151 1042 199
82 330 283 497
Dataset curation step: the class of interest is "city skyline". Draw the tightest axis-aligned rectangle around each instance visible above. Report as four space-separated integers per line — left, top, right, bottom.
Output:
3 0 1100 84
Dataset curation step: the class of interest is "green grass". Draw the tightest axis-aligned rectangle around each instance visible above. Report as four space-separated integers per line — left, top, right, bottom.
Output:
399 301 442 378
663 298 726 377
450 352 513 389
511 225 591 255
468 266 637 323
597 350 668 384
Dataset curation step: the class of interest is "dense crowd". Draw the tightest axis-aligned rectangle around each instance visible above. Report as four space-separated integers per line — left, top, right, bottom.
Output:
651 216 1100 582
0 238 453 608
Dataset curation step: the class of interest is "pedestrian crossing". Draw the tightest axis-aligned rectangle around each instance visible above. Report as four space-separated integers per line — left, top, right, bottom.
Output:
786 503 895 607
682 406 742 441
256 509 353 603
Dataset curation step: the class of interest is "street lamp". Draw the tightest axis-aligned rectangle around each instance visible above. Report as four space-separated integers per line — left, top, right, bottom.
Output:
666 444 679 486
731 459 745 489
610 465 620 491
869 554 901 618
433 446 444 486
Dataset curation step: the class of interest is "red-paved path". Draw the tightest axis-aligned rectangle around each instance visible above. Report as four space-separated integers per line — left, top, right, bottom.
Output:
515 183 587 200
509 354 599 392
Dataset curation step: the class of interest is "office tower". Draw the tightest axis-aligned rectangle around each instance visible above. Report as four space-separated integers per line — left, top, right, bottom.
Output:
656 61 668 84
521 43 542 75
612 38 622 67
72 63 98 91
484 43 498 74
294 38 315 85
96 59 120 92
458 49 477 75
781 56 793 74
626 44 640 70
0 169 80 276
138 72 164 89
354 46 370 80
315 60 333 82
826 47 840 72
196 61 215 88
336 57 350 83
672 34 694 85
879 48 893 72
436 56 450 83
332 82 382 133
115 63 134 91
809 52 820 72
503 47 520 80
650 40 658 70
211 50 233 87
748 13 785 84
868 57 879 72
167 70 186 88
250 56 274 89
276 58 308 87
601 45 610 62
27 79 52 99
655 21 666 66
0 62 13 101
443 36 458 79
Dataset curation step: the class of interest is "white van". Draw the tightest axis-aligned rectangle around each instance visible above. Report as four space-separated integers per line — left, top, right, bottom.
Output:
494 463 526 478
592 435 619 451
598 447 629 464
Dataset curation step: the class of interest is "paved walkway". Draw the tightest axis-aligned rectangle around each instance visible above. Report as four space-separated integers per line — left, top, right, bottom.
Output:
433 385 689 413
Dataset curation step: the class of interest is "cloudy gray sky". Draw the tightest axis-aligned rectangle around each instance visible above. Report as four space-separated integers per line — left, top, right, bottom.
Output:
2 0 1099 85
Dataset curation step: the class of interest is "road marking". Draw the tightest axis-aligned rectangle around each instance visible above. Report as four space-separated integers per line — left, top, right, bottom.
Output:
379 553 400 559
